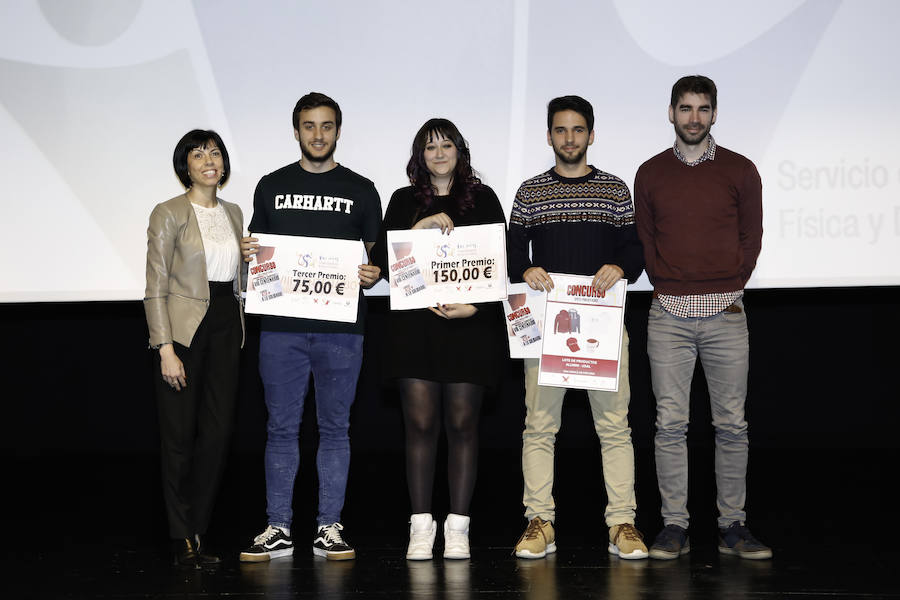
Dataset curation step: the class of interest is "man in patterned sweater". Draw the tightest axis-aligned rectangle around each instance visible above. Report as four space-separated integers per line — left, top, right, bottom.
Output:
634 75 771 560
508 95 647 560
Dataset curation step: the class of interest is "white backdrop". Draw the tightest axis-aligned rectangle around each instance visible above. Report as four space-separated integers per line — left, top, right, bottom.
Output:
2 0 898 301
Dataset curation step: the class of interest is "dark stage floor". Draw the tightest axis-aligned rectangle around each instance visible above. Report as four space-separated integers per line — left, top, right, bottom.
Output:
8 447 898 599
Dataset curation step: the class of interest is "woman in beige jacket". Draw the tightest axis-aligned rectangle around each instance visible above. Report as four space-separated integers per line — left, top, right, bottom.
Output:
144 130 244 568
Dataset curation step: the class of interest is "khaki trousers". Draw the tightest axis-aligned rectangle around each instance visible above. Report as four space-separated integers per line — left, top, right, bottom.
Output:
522 331 637 527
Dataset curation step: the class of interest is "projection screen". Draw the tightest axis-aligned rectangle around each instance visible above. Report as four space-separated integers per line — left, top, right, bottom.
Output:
1 0 898 301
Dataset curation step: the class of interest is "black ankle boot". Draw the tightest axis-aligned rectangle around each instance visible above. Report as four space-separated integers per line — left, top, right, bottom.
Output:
194 534 221 565
173 538 199 568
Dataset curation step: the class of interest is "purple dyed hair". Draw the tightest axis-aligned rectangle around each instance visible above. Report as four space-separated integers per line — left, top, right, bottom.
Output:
406 118 480 215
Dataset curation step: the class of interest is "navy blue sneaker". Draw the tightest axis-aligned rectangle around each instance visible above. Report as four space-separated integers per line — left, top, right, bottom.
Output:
718 521 772 560
649 524 690 560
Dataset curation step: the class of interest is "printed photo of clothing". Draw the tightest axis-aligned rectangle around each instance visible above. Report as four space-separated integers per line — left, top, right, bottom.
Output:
554 309 571 334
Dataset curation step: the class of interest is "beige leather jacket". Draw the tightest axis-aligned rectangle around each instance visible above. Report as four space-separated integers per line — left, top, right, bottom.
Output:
144 193 245 348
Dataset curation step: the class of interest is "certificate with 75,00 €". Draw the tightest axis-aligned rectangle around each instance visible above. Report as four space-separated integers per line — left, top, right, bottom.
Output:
244 233 365 323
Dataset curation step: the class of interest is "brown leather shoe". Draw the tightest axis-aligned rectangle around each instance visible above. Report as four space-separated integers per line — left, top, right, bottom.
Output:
194 534 221 565
173 538 199 568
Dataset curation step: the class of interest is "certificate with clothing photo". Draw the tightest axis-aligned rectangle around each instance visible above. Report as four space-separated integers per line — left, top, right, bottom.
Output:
537 275 626 392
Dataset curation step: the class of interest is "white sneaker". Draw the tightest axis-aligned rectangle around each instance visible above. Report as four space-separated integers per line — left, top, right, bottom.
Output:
406 513 437 560
443 514 470 559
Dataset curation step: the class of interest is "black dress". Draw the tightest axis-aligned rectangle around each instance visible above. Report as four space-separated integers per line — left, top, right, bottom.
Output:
372 185 508 388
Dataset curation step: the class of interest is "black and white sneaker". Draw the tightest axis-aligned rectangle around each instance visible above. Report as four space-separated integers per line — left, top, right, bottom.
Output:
312 522 356 560
239 525 294 562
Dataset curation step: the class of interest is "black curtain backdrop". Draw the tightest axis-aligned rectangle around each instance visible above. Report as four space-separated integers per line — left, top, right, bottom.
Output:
3 288 897 459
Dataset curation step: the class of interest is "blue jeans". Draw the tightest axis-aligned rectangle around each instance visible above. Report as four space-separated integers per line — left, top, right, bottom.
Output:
259 331 363 528
647 298 749 529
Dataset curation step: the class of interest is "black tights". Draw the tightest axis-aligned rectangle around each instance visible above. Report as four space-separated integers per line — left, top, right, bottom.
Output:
398 378 484 515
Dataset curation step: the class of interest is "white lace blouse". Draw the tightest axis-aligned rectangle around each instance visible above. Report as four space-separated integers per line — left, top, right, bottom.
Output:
191 201 239 282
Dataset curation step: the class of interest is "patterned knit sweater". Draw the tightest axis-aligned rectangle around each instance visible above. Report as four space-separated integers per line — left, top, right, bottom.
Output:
507 166 644 283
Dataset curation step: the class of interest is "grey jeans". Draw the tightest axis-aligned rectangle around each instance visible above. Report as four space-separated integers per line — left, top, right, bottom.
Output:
647 298 749 529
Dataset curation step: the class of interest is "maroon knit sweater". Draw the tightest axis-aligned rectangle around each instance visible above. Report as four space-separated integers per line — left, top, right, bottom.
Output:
633 145 762 295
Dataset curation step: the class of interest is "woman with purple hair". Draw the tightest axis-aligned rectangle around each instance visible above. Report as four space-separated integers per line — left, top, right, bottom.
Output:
373 118 506 561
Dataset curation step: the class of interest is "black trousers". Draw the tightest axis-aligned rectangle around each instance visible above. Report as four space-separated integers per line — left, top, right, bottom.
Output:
153 282 241 539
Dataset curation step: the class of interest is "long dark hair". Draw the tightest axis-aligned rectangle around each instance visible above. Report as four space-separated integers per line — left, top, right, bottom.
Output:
406 118 480 215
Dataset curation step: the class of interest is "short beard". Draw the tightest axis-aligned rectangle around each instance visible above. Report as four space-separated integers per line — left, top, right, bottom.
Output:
674 124 710 147
553 145 587 165
300 141 336 164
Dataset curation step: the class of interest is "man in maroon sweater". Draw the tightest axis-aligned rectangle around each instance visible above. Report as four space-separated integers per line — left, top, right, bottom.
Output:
634 75 771 560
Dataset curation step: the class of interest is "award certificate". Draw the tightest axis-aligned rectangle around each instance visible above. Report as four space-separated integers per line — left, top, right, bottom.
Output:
502 282 547 359
386 223 507 310
244 233 364 323
537 274 626 391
